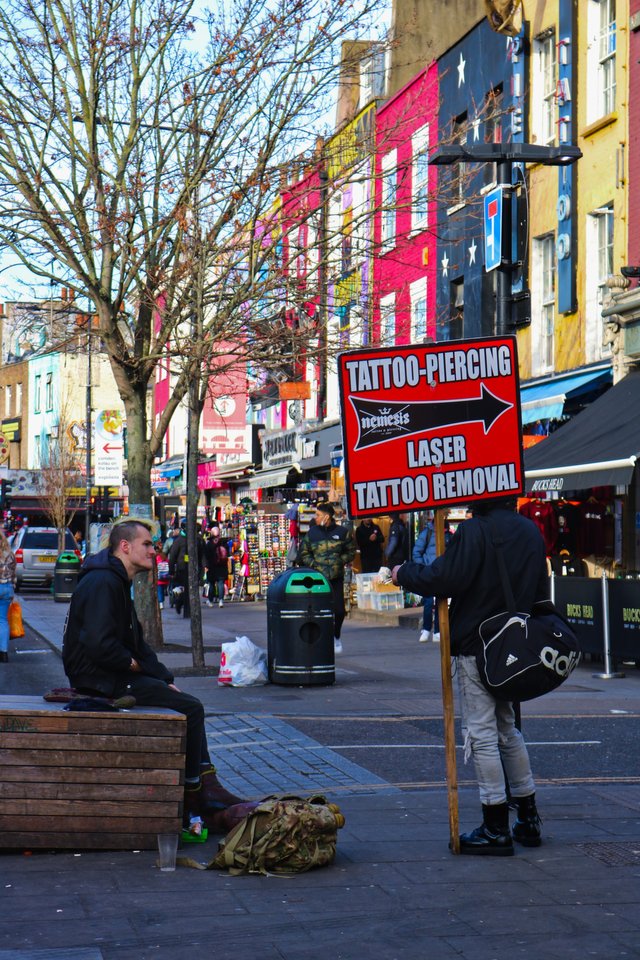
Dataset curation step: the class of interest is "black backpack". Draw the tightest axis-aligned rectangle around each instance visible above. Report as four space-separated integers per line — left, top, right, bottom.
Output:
477 520 581 702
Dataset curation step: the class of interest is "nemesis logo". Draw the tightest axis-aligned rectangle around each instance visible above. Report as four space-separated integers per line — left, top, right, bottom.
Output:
359 406 411 439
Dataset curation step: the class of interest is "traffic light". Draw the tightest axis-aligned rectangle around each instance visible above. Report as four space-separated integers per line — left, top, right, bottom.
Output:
0 479 12 510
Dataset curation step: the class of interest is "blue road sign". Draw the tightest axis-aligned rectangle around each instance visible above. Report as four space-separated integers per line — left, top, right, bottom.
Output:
484 187 502 273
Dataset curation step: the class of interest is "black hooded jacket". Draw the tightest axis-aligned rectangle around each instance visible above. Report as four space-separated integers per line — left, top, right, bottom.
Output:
396 508 549 657
62 548 173 696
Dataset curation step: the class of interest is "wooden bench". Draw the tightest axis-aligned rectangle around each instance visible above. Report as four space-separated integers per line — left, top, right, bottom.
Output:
0 695 186 850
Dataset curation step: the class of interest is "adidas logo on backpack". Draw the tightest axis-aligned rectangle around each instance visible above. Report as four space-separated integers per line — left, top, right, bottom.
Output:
505 653 518 666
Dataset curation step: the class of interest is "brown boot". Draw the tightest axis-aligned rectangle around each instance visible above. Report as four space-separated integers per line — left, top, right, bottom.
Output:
204 801 261 833
199 764 245 809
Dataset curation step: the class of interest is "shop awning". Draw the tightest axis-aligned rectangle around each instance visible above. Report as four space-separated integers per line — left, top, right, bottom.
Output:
248 465 302 491
520 365 612 424
213 461 254 482
524 369 640 493
299 421 342 471
156 455 184 478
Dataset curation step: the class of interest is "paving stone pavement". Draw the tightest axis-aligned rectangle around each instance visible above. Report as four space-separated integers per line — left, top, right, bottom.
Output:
204 713 399 797
1 593 639 960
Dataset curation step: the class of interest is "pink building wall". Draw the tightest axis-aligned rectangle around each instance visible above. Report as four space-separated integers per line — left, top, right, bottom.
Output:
373 63 438 344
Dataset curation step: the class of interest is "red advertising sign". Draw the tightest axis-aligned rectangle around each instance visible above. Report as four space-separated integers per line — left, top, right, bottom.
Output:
338 337 523 517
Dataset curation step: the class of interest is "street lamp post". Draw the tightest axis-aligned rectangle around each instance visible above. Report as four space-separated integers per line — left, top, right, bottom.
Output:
429 142 582 336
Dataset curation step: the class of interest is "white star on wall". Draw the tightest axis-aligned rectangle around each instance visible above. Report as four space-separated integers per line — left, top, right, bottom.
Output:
471 117 481 141
457 53 466 87
468 240 477 264
441 253 449 277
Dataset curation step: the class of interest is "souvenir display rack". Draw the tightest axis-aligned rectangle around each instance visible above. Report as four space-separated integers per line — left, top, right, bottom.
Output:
217 509 289 597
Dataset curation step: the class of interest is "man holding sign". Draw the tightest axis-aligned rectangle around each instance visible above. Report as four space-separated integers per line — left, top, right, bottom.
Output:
391 498 547 856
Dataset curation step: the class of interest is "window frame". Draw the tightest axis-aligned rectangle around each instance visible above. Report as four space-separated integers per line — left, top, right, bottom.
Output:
409 277 427 343
379 292 396 346
532 233 556 374
45 372 54 412
585 203 614 362
380 149 397 251
532 31 556 146
587 0 616 123
411 124 430 233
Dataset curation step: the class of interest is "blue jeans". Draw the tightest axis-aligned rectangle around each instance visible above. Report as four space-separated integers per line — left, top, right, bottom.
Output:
456 655 535 806
0 582 15 653
422 596 439 633
207 575 226 602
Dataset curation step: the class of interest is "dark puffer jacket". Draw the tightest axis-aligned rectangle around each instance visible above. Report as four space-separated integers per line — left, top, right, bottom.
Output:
297 521 356 582
62 548 172 696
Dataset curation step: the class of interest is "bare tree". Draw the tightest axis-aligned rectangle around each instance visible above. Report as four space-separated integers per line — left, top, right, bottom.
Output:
38 397 83 552
0 0 383 642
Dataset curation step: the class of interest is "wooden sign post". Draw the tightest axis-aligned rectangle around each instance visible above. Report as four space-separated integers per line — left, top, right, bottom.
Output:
435 508 459 853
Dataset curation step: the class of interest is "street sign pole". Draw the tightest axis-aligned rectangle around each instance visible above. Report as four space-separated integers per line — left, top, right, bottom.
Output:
435 508 459 854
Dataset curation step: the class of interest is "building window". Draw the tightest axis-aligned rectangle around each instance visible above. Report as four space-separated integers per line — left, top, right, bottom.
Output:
412 124 429 232
448 112 467 210
533 234 556 373
449 280 464 340
359 46 385 109
410 277 427 343
585 204 614 362
341 208 353 275
379 292 396 345
16 382 22 413
5 385 11 418
532 31 556 146
381 150 397 250
587 0 616 122
295 224 307 282
34 376 41 414
45 372 54 411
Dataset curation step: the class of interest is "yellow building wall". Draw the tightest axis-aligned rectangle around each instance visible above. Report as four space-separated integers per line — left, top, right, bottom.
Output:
518 0 628 377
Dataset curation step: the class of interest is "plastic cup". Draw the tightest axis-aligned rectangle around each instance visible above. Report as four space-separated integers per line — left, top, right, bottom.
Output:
157 833 179 872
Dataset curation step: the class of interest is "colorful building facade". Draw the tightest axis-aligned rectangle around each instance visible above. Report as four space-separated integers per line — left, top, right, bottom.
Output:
373 64 438 348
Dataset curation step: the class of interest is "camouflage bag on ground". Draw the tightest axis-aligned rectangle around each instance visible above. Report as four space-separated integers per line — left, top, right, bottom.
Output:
179 794 345 876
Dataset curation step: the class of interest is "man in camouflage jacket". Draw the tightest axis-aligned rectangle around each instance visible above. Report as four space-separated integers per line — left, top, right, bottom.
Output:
297 502 355 654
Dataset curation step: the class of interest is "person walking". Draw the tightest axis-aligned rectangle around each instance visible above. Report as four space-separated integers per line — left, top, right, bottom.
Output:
412 516 439 643
355 518 385 573
297 503 356 655
168 522 188 613
62 519 244 826
155 542 170 610
385 513 410 568
204 528 228 608
0 530 16 662
391 499 547 856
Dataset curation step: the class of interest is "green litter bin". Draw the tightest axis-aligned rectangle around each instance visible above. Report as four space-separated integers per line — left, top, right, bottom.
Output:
54 552 81 602
267 567 335 685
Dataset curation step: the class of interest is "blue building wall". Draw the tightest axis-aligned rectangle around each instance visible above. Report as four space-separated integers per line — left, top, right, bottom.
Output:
436 21 517 341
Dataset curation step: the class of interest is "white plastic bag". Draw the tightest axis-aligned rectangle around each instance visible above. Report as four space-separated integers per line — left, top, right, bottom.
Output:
218 635 268 687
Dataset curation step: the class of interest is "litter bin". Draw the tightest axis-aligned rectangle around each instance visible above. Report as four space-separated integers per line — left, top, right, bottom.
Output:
54 552 81 602
267 567 335 685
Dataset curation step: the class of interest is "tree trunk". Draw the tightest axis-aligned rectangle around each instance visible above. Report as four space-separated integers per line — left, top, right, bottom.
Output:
187 376 205 670
122 383 165 650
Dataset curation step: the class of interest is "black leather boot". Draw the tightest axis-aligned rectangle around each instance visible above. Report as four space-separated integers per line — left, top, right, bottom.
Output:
459 803 514 856
512 793 542 847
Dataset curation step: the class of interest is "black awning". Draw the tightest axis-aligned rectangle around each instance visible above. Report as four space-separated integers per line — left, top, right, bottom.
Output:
524 369 640 493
